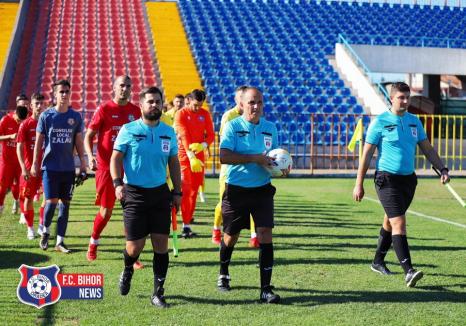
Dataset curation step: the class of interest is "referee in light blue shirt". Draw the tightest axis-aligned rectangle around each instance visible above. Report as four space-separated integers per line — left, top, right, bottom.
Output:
217 86 286 304
110 86 181 308
353 82 450 288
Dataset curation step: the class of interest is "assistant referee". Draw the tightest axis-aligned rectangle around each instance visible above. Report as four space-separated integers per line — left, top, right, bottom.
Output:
353 82 450 287
110 86 181 308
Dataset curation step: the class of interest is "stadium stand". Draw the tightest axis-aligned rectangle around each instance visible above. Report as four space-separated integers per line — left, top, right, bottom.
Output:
1 0 466 155
0 3 19 77
177 0 466 146
4 0 159 121
146 2 203 102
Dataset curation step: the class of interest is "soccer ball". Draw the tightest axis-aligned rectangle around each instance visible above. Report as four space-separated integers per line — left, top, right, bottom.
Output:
32 280 48 295
27 275 51 299
266 148 292 177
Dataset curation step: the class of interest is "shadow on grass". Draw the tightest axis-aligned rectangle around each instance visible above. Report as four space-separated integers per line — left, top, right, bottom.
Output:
275 220 379 229
429 273 466 279
155 286 466 306
159 294 258 306
278 287 466 306
275 233 375 240
0 250 49 269
36 304 55 326
274 241 466 252
167 257 438 269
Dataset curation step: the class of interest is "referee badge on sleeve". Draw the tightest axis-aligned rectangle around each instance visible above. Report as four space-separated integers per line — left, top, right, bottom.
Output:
264 136 272 150
161 139 170 153
410 127 417 138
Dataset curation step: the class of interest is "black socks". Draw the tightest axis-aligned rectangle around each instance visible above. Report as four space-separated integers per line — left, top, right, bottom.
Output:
259 243 274 288
392 234 413 274
373 227 392 264
123 249 138 272
220 240 234 275
153 252 169 294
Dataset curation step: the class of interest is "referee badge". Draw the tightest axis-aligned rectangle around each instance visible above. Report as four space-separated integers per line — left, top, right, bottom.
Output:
410 127 417 138
264 136 272 149
161 139 170 153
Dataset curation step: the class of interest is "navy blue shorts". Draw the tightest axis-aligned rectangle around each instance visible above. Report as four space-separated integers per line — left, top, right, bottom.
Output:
42 170 75 200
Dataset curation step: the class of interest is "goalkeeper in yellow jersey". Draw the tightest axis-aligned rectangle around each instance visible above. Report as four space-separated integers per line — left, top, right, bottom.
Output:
212 86 258 248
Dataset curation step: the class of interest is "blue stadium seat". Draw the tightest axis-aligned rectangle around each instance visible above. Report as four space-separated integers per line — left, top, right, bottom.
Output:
297 113 310 124
353 104 365 114
347 97 357 105
177 0 466 148
281 113 293 123
323 104 334 114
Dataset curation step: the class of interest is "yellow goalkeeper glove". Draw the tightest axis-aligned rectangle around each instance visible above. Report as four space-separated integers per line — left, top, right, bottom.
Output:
189 157 204 173
188 142 207 154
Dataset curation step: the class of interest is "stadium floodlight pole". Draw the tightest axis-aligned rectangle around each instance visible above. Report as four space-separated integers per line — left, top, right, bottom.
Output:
432 167 466 208
171 206 179 257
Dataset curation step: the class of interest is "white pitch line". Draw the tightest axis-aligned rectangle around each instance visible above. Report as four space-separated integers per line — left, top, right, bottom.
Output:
364 196 466 229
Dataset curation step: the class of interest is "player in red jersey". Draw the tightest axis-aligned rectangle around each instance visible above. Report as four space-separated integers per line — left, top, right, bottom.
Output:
15 94 31 219
85 76 143 267
0 95 29 215
174 89 215 237
16 93 46 239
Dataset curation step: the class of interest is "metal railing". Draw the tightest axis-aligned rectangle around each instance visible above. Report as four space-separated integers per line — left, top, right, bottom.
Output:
338 34 391 105
206 113 466 174
342 33 466 50
325 0 466 8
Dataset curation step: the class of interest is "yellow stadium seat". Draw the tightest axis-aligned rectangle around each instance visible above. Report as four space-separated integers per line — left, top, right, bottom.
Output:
0 3 19 75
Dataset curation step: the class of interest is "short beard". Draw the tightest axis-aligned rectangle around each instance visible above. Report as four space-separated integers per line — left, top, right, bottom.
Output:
144 111 161 121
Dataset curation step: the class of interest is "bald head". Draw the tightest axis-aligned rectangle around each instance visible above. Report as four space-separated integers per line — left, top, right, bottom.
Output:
113 75 132 105
234 85 248 108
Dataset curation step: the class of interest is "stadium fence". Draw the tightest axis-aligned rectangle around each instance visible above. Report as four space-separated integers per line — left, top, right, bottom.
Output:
206 113 466 175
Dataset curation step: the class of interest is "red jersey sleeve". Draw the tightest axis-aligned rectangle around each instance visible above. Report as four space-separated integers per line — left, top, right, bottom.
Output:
0 116 6 135
175 109 193 151
88 105 104 131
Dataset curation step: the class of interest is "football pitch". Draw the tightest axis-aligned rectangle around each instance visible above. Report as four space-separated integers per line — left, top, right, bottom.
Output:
0 178 465 325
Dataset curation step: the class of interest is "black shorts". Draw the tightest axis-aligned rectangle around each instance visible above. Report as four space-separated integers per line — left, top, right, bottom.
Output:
222 183 276 235
374 171 417 218
121 183 172 241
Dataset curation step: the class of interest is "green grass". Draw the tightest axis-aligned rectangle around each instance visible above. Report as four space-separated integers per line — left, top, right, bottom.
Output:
0 178 465 325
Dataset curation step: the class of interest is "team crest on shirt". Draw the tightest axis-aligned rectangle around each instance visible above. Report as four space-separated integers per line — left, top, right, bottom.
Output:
161 139 170 153
198 116 205 121
67 118 75 126
410 127 417 138
128 114 135 122
264 136 272 149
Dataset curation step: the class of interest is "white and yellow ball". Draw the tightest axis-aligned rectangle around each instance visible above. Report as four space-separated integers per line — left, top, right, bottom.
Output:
266 148 292 177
